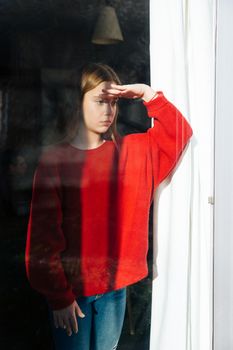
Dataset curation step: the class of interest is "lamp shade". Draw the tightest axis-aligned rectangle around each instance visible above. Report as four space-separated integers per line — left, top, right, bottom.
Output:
92 6 123 44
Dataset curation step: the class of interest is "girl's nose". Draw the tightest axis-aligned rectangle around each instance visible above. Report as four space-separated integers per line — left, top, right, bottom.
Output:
104 102 113 115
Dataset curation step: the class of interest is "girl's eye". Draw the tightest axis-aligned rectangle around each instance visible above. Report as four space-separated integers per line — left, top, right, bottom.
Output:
95 99 118 106
96 100 104 105
111 100 118 107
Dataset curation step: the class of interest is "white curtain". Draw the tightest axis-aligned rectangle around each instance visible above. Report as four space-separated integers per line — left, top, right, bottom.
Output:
149 1 216 349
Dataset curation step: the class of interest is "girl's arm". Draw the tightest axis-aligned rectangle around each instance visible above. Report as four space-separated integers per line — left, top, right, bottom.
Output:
25 150 75 310
26 150 86 335
143 90 193 187
103 83 193 187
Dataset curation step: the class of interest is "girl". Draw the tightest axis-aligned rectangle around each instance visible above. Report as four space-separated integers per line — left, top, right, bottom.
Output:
25 63 193 350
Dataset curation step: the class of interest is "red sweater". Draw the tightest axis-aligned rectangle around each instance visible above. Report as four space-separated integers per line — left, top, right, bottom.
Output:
25 91 193 310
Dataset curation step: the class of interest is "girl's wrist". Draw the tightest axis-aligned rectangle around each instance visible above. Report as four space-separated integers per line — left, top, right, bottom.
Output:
141 85 157 102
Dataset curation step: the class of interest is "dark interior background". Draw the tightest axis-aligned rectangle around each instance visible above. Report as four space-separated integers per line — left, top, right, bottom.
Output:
0 1 153 349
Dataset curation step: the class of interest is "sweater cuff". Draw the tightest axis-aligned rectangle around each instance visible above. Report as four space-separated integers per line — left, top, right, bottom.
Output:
48 291 76 311
143 91 169 117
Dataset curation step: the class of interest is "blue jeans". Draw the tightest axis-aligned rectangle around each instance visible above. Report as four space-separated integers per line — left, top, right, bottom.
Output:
49 287 127 350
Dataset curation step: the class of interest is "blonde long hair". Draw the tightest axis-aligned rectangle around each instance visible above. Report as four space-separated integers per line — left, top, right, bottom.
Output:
65 63 122 151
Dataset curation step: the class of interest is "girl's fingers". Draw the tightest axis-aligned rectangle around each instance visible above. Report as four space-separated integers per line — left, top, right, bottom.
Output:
75 302 85 318
102 85 142 98
100 92 121 98
53 314 59 329
64 317 72 336
102 90 140 100
102 88 127 96
57 314 65 329
108 84 126 90
57 314 72 336
52 301 82 336
69 312 78 334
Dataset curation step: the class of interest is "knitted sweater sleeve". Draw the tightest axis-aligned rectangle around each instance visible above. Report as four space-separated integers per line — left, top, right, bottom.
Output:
143 91 193 188
25 150 76 310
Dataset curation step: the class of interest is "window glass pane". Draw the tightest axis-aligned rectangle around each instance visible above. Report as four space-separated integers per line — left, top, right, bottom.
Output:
0 1 152 349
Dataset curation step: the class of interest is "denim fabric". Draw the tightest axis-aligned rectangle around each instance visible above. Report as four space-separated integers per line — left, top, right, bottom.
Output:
49 287 127 350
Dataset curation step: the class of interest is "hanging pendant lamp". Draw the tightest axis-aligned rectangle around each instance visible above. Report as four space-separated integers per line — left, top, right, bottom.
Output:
91 5 124 45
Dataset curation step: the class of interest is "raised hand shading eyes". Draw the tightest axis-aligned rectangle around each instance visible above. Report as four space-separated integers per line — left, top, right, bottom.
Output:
101 83 146 100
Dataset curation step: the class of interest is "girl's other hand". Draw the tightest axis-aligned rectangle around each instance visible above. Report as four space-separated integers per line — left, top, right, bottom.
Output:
102 83 157 102
53 300 85 336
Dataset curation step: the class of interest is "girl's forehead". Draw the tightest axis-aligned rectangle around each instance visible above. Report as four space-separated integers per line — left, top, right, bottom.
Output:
84 81 115 99
93 81 113 92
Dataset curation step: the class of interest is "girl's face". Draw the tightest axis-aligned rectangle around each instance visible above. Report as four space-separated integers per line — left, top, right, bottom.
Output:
82 81 118 135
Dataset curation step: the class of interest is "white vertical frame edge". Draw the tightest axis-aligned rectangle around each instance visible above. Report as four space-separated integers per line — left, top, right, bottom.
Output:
214 0 233 349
